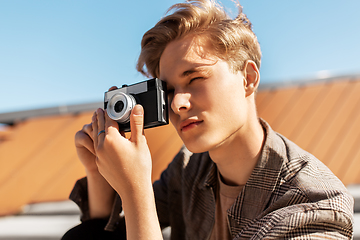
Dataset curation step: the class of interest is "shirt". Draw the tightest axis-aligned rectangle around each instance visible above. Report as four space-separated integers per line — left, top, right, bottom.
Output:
69 119 354 239
210 172 244 240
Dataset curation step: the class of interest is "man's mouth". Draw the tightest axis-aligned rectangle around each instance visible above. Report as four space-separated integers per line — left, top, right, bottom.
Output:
180 119 203 132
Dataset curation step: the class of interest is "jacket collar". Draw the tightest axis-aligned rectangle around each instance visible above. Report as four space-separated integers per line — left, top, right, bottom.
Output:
202 119 284 188
228 119 286 225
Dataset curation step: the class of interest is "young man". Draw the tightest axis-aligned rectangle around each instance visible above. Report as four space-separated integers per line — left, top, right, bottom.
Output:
62 0 354 239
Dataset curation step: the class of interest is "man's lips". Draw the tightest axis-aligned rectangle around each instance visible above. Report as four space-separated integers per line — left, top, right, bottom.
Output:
180 119 203 132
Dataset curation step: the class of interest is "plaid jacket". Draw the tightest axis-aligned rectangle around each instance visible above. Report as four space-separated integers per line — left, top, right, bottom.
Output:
70 120 354 239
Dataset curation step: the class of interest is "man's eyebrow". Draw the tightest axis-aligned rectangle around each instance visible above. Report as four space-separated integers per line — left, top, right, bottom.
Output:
180 67 211 78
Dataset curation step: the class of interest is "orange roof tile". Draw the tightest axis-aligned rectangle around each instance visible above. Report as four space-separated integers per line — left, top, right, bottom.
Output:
257 76 360 186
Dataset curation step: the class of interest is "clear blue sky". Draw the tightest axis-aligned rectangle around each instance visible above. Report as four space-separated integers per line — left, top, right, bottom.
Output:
1 0 360 113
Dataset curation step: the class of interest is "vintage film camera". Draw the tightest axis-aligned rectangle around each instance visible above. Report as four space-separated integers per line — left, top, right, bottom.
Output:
104 78 169 132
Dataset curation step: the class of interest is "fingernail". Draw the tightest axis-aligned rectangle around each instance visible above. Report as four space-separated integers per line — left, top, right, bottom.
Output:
132 105 143 116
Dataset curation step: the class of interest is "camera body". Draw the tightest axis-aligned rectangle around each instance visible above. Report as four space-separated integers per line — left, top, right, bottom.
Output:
104 78 169 132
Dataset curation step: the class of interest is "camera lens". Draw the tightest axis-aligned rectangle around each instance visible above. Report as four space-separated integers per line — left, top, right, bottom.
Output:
106 92 136 123
114 101 124 113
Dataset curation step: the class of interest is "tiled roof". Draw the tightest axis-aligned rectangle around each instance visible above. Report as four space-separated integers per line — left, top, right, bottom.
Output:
257 75 360 185
0 112 182 216
0 75 359 216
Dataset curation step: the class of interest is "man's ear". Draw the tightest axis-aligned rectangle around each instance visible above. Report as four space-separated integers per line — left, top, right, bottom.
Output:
243 60 260 97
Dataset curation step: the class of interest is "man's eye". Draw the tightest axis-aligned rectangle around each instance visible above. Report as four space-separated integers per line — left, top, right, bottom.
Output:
190 77 202 84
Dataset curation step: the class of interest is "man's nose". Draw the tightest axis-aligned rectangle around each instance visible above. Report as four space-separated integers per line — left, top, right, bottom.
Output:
171 92 191 114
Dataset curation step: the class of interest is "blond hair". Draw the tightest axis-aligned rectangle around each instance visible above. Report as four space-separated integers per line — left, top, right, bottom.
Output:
137 0 261 78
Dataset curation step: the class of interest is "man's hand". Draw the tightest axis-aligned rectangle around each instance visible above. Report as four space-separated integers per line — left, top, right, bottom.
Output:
92 105 153 199
92 105 162 239
75 123 98 173
73 87 120 219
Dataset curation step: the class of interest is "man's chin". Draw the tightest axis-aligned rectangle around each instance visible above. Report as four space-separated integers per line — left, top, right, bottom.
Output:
182 139 211 154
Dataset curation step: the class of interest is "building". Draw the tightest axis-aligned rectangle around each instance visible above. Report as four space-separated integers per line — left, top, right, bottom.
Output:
0 75 359 239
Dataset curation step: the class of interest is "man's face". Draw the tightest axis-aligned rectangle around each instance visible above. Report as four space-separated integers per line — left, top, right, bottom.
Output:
159 36 250 153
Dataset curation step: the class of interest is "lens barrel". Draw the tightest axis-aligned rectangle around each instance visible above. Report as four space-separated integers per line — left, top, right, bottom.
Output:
106 92 136 123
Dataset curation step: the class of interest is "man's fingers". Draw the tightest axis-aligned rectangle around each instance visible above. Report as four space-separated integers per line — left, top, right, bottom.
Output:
104 109 120 135
96 109 108 150
108 86 118 91
81 123 93 139
92 111 99 149
75 131 96 155
96 109 106 133
130 104 145 143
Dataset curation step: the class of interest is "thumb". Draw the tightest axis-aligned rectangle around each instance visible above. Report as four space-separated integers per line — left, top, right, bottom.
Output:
130 104 144 143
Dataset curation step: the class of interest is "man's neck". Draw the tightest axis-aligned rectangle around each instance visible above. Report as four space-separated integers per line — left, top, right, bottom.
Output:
209 118 265 186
